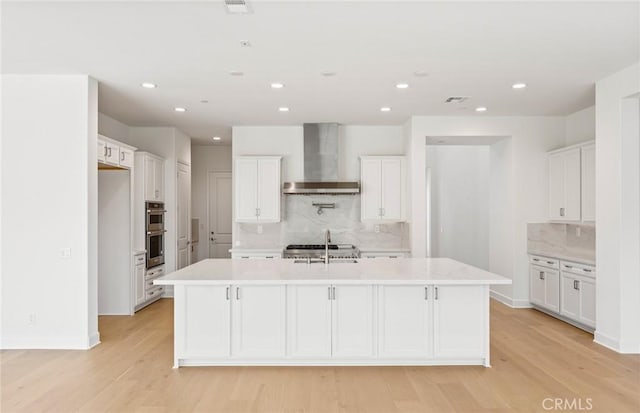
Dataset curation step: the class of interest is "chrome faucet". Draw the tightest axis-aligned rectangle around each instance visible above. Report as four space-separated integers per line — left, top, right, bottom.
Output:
324 229 331 264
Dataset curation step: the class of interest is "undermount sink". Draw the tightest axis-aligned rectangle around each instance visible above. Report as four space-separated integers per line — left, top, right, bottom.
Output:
293 259 359 264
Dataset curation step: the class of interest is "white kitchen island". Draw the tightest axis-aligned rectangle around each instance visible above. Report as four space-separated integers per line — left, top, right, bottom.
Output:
154 258 511 368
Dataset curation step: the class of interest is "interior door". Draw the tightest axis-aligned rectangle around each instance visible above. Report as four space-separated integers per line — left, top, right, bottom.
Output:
208 172 232 258
177 162 191 269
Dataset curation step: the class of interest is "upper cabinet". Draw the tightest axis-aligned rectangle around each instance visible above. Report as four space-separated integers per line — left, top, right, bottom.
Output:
136 152 165 202
580 143 595 222
548 141 594 222
234 157 281 223
360 156 406 222
97 135 136 170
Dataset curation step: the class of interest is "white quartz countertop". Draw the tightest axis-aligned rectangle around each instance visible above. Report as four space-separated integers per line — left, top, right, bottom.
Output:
229 248 283 253
154 258 511 286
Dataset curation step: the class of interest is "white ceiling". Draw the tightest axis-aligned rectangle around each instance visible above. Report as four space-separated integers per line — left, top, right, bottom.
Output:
2 1 639 145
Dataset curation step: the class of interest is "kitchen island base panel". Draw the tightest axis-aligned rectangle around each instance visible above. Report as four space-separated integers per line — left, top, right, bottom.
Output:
171 282 494 368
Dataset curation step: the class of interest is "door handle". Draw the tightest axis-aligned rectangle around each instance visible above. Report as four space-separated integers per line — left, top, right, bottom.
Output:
211 238 216 242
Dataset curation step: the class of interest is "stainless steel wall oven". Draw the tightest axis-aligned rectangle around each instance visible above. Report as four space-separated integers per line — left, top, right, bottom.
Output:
146 202 166 268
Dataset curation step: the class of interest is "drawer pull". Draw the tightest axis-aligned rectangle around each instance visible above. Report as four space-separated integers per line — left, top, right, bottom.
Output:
539 271 545 280
583 269 592 273
547 261 555 265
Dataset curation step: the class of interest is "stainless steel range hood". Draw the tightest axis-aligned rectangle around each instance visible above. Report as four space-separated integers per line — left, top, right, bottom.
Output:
283 123 360 195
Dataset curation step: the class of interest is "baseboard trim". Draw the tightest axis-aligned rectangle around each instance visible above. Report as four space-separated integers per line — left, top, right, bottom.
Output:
88 332 101 349
490 290 533 309
1 335 96 350
594 331 640 354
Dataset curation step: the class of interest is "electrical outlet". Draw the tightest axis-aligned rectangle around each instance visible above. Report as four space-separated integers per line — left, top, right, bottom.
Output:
59 248 71 259
257 225 263 234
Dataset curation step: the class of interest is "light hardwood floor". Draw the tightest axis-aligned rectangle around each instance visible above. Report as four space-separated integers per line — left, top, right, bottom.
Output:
2 299 639 413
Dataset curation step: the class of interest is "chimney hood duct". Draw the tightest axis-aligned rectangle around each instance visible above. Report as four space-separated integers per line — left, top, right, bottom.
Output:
283 123 360 195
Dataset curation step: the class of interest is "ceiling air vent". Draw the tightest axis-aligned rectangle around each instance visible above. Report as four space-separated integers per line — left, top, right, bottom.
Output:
445 96 469 103
225 0 251 14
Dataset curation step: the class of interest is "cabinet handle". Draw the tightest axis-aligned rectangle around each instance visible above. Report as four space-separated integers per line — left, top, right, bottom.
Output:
547 261 555 265
332 286 336 300
560 207 565 217
121 152 125 161
226 286 230 300
328 286 332 300
236 287 240 300
434 287 439 300
107 147 112 157
539 271 545 280
424 287 428 300
565 265 573 269
583 269 592 273
103 146 108 157
533 258 540 262
574 280 580 290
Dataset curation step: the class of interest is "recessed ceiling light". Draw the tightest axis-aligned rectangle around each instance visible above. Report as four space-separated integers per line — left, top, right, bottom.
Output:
512 83 527 89
229 71 244 76
278 107 290 112
396 83 409 89
413 71 428 77
271 83 285 89
321 71 337 77
212 136 222 141
475 107 487 112
141 82 156 89
174 107 187 112
380 107 392 112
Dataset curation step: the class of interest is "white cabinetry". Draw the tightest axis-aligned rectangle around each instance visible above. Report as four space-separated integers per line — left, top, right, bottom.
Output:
548 148 581 221
287 285 332 358
378 285 430 358
332 285 375 358
134 253 146 306
98 135 136 170
234 157 281 223
361 251 410 259
360 156 406 222
231 251 282 259
580 143 596 222
548 141 595 222
231 285 286 358
529 255 595 331
177 285 231 359
136 152 165 202
433 286 486 359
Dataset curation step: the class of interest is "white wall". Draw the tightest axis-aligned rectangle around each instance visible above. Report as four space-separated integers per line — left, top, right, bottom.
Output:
595 62 640 353
98 112 129 142
565 105 595 145
339 125 405 180
1 75 99 349
427 146 490 270
191 145 233 261
406 116 565 306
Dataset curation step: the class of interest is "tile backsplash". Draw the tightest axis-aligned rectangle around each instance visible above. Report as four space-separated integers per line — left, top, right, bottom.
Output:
236 195 409 249
527 223 595 263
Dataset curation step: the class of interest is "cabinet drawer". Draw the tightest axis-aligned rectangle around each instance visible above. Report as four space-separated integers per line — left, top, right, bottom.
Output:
362 253 408 259
134 254 145 265
145 266 164 279
146 286 164 300
529 255 559 269
561 261 595 278
232 253 281 259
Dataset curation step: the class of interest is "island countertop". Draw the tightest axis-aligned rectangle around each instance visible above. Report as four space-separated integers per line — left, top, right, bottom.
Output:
154 257 511 286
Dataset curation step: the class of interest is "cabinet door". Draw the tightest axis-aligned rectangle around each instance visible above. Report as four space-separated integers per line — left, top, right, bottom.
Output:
579 277 596 328
257 158 281 222
381 159 403 221
433 286 486 359
332 285 375 358
544 269 560 313
530 266 546 307
560 273 580 320
563 148 582 220
97 139 106 163
581 144 595 222
144 157 156 201
548 152 565 220
177 285 231 358
287 285 332 358
154 157 164 201
232 285 286 358
105 142 120 165
361 159 382 221
234 159 259 222
378 285 430 358
119 147 134 169
135 263 145 305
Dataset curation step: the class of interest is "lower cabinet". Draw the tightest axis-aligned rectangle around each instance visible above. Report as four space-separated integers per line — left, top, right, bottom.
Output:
174 283 489 365
231 285 286 358
134 257 146 306
378 285 431 358
560 273 596 329
433 286 486 359
530 265 560 312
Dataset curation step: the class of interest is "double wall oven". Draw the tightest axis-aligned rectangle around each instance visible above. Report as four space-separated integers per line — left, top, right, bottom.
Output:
146 202 166 268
